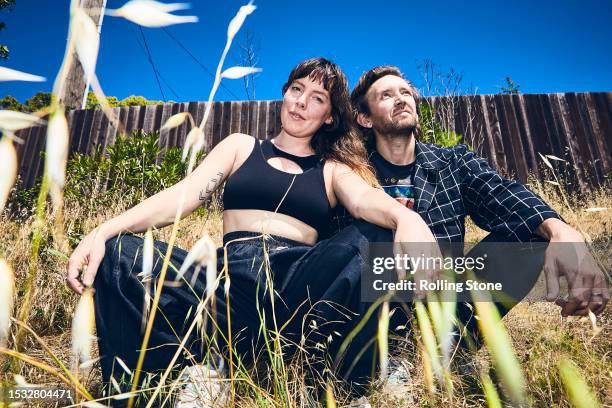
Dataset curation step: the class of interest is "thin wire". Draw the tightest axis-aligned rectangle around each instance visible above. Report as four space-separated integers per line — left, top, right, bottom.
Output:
161 27 241 100
138 26 167 100
133 28 180 100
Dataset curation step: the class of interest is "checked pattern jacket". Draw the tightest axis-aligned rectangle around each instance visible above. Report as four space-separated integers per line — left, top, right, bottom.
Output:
329 141 561 243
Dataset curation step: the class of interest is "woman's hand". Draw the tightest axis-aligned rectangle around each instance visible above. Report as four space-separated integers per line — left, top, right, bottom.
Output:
66 226 109 295
394 213 443 299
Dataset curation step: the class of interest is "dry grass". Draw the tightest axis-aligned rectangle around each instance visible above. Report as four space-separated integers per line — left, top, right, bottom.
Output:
0 181 610 407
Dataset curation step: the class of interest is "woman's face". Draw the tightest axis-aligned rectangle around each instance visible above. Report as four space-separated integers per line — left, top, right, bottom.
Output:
280 76 333 139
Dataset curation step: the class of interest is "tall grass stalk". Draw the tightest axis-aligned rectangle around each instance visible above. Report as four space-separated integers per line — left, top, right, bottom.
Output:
470 273 527 405
129 202 188 407
11 174 49 371
414 301 443 385
10 0 78 371
424 297 454 396
143 260 232 407
0 347 92 400
10 319 93 400
326 383 337 408
377 301 390 381
558 358 600 408
186 2 256 172
481 372 502 408
260 239 293 405
129 4 256 405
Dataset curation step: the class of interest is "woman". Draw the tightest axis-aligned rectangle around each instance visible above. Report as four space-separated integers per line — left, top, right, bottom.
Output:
66 58 438 404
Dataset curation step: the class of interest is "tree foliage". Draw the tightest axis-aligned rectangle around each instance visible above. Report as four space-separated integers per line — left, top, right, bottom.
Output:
25 92 52 111
0 0 16 59
501 77 521 94
84 92 172 109
1 91 171 112
0 95 25 111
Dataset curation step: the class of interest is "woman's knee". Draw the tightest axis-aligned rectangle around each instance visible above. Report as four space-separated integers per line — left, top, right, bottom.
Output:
95 234 140 287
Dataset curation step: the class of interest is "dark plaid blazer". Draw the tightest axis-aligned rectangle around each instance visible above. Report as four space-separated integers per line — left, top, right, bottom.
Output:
329 141 560 242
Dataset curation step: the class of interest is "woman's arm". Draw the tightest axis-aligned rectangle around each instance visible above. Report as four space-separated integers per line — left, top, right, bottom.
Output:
97 133 244 239
331 162 441 296
66 132 246 294
331 162 423 232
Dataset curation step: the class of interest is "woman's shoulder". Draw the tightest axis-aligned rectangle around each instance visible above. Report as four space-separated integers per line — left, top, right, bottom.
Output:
215 132 257 153
324 160 352 174
222 132 257 144
219 133 259 171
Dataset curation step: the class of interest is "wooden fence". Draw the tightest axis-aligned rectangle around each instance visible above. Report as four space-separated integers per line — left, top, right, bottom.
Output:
13 92 612 192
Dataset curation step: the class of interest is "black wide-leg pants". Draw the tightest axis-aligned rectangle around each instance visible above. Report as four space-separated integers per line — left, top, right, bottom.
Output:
93 220 393 399
93 220 546 400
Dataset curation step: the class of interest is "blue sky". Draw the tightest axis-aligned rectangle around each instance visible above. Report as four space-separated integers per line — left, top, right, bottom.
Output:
1 0 611 103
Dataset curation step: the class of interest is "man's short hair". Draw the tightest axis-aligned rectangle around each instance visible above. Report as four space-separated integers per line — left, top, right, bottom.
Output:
350 65 420 115
350 66 422 146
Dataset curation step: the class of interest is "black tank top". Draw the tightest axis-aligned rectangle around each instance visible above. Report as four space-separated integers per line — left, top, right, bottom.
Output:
223 137 332 236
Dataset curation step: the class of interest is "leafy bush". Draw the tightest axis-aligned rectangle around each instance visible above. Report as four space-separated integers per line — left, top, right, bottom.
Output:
65 129 204 209
419 103 463 147
9 130 207 218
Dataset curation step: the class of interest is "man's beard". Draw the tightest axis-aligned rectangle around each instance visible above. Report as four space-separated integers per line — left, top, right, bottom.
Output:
373 115 417 138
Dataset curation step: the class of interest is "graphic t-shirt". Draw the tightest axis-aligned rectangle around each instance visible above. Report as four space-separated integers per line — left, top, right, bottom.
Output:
370 151 416 209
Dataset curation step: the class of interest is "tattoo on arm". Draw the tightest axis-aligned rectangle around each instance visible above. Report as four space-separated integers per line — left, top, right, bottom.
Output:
199 171 224 201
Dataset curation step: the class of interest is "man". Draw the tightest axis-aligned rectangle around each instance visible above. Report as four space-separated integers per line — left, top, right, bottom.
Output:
348 65 609 318
323 67 608 405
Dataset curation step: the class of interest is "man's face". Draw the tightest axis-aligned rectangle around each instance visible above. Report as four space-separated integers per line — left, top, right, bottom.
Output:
359 75 418 136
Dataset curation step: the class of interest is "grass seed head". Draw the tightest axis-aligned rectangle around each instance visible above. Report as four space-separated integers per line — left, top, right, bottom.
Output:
221 66 262 79
227 1 256 40
0 66 46 82
107 0 198 27
378 301 390 381
72 8 99 84
0 258 15 342
71 287 96 363
46 107 69 189
160 112 191 131
0 110 44 132
181 126 204 162
558 358 601 408
141 229 154 280
0 137 17 213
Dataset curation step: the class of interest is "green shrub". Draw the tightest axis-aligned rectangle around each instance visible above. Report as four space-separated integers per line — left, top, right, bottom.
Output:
419 103 463 148
65 129 205 210
8 130 207 219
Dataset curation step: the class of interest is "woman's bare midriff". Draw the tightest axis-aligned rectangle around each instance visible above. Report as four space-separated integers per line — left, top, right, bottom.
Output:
223 209 318 245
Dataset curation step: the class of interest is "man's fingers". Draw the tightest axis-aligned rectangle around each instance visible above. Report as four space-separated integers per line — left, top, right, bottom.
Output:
588 273 609 315
593 271 610 301
586 302 604 316
589 302 606 316
570 307 590 317
560 298 580 317
543 264 560 301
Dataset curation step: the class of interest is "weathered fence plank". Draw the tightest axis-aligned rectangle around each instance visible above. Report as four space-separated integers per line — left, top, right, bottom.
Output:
12 93 612 192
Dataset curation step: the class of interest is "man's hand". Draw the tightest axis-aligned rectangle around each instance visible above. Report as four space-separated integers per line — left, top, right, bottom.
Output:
537 218 609 316
394 215 443 299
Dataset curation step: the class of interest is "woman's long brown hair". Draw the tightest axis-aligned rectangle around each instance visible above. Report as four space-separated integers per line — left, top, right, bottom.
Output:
281 58 379 187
